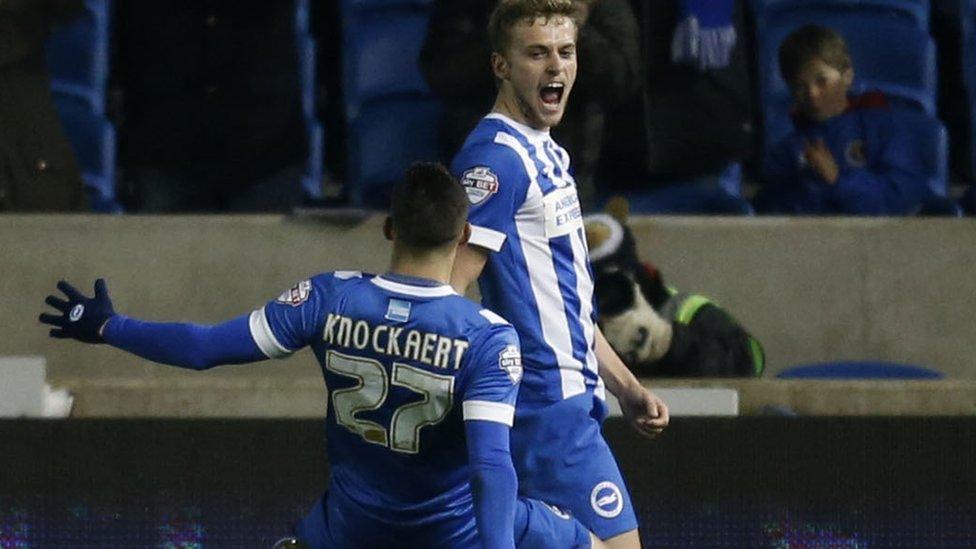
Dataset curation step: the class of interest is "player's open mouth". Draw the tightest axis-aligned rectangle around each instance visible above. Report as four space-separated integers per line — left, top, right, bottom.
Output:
540 82 564 108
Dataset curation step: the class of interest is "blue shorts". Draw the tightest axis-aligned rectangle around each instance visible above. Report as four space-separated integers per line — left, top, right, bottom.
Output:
511 392 639 540
295 490 591 548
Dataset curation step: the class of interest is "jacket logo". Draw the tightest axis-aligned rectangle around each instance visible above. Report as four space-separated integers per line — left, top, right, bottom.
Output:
845 140 867 168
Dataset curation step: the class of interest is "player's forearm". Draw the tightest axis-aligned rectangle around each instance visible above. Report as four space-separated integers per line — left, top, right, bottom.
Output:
465 420 517 549
595 327 644 397
102 314 265 370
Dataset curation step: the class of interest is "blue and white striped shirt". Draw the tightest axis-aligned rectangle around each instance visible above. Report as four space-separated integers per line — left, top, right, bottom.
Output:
452 113 604 404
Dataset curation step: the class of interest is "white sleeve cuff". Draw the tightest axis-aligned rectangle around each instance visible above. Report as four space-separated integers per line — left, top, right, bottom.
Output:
468 225 507 253
463 400 515 426
248 309 292 359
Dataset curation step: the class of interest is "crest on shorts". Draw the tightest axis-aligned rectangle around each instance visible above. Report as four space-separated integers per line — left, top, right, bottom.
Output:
461 166 499 205
845 139 867 167
498 345 523 384
590 481 624 518
276 280 312 307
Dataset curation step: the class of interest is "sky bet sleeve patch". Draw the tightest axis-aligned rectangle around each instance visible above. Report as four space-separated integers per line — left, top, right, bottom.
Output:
499 344 523 384
276 279 312 307
461 166 499 205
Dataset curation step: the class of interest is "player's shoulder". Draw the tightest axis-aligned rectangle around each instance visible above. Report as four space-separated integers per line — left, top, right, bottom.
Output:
271 271 365 308
464 305 519 345
309 271 371 295
452 120 527 176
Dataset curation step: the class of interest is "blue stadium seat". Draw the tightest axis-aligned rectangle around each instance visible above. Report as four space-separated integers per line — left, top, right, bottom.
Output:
347 100 443 208
896 109 950 198
776 360 943 379
342 6 433 114
752 0 930 30
342 0 442 207
46 0 111 114
759 14 936 112
898 109 964 216
52 95 120 213
598 164 755 215
295 1 326 201
345 0 434 8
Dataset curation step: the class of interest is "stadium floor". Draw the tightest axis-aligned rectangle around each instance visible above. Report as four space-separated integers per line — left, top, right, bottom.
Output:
2 418 974 547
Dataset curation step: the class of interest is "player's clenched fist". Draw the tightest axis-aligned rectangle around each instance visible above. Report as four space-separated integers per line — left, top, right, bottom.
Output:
39 279 116 343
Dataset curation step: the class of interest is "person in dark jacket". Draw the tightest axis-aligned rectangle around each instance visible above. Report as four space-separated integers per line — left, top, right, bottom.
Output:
113 1 307 212
0 0 88 212
420 0 640 210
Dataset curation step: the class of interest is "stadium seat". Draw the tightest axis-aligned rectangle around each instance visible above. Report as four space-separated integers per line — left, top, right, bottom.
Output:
46 0 111 114
751 0 930 30
598 163 754 215
897 109 950 198
294 0 327 201
341 0 443 207
342 6 434 115
599 186 755 215
347 99 443 208
776 360 943 379
52 95 121 213
758 13 936 112
345 0 434 8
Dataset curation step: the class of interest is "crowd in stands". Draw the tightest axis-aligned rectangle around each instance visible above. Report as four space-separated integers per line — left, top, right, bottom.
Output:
2 0 976 216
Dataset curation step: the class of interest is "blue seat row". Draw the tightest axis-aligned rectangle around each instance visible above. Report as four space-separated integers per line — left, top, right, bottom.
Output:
341 0 442 208
46 0 120 212
296 0 326 201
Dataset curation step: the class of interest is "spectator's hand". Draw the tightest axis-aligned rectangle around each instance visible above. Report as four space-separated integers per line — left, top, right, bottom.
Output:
617 384 669 438
803 138 840 185
39 279 115 344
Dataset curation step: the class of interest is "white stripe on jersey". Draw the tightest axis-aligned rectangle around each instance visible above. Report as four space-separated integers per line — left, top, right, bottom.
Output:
463 400 516 426
495 132 587 400
569 228 606 398
469 225 507 252
249 308 292 358
479 309 510 325
371 276 457 297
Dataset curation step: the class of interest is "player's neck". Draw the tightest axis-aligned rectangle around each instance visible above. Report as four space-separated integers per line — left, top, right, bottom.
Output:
388 249 455 286
492 93 549 133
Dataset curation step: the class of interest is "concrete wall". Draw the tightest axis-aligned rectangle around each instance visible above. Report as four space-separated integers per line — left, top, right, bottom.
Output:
2 214 974 382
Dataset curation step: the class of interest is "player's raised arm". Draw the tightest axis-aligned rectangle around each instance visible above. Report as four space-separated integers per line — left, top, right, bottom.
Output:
40 278 271 370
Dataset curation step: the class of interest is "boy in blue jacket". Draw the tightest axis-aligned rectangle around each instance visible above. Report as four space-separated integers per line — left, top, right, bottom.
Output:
758 24 927 215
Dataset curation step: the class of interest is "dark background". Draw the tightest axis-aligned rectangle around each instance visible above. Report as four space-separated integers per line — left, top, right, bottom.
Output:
2 418 975 547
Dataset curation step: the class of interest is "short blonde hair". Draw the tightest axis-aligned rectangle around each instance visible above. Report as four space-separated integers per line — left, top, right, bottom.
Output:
488 0 580 55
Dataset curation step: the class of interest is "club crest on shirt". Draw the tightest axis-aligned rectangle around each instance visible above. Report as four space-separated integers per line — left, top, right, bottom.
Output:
845 139 867 168
590 481 624 518
461 166 499 205
498 345 523 384
276 280 312 307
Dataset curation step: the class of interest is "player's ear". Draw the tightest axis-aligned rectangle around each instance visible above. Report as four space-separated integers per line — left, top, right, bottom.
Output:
459 222 472 246
383 216 395 241
491 52 510 80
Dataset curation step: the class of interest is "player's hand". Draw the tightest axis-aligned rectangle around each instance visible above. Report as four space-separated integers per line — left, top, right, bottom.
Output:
618 384 669 438
39 279 116 344
803 138 840 185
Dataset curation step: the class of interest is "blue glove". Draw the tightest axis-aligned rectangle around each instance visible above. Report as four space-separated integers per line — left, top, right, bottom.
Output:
40 279 116 344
